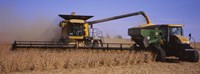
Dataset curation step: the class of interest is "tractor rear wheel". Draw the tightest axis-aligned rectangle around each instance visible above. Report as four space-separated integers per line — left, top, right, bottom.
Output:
153 45 166 62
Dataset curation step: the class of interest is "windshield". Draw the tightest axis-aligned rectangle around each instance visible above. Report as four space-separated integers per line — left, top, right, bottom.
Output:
169 27 183 36
68 23 84 36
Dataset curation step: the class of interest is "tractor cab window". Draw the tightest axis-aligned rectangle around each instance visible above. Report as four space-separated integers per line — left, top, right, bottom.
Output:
68 23 84 36
169 27 183 36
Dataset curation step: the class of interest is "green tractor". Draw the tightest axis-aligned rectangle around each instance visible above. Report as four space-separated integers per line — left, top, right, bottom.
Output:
128 24 199 62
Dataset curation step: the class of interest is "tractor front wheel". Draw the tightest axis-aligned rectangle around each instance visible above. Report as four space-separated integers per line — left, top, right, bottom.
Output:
179 50 199 62
190 50 199 62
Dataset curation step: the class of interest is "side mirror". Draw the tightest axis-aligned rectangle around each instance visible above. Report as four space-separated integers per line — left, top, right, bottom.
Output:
189 33 191 40
189 33 191 37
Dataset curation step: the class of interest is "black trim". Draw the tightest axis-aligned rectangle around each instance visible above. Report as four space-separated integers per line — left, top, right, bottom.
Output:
59 15 93 20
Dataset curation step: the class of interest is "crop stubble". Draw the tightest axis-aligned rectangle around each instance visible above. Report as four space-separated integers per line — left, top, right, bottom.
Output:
0 44 154 72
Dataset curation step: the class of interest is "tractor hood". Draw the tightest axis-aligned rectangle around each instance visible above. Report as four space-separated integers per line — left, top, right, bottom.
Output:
175 35 190 44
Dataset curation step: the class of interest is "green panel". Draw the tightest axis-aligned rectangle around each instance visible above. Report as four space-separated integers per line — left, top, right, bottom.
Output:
141 29 162 44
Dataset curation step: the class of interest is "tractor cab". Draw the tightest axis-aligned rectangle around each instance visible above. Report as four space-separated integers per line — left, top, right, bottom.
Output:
149 24 188 45
58 13 93 42
166 24 189 44
169 25 183 36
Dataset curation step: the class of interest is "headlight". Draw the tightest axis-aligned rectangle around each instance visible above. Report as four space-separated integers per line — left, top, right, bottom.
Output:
147 36 150 40
186 41 190 44
182 41 190 44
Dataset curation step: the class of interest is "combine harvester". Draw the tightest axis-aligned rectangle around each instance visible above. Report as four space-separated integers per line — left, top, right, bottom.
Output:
12 11 199 62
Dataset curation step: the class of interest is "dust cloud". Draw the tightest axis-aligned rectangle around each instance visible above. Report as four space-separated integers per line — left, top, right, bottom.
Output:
0 7 61 43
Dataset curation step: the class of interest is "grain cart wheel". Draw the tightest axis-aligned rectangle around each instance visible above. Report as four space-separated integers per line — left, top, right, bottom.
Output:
93 40 99 47
190 50 199 62
154 45 166 62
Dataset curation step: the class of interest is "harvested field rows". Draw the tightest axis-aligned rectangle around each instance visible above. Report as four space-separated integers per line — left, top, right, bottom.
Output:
0 43 200 74
0 44 153 73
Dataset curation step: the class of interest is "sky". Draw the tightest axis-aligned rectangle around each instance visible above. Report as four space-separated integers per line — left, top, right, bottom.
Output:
0 0 200 42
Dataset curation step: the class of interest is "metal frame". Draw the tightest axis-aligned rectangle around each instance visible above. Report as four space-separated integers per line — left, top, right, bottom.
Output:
12 41 133 50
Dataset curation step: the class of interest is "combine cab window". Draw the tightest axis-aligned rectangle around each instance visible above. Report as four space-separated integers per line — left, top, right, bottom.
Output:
169 27 183 36
68 23 84 36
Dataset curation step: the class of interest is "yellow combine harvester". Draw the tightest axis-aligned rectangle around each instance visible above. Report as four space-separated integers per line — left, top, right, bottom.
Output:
12 11 199 62
58 11 152 47
12 11 149 50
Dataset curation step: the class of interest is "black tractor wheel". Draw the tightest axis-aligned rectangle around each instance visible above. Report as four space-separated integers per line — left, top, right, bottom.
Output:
93 40 99 47
179 50 199 62
190 50 199 62
153 45 166 62
178 55 186 61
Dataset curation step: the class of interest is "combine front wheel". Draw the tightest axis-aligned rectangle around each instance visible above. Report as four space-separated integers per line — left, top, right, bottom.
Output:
93 40 99 47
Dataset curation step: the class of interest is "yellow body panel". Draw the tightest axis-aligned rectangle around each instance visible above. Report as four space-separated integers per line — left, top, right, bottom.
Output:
175 35 190 44
84 23 89 37
69 19 85 23
69 36 84 39
168 24 183 27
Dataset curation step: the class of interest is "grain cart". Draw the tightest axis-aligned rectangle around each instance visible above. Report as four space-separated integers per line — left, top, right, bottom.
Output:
128 23 199 62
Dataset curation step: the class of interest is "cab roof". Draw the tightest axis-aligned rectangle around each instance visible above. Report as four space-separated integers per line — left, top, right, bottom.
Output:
148 24 184 27
167 24 183 27
59 15 93 20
